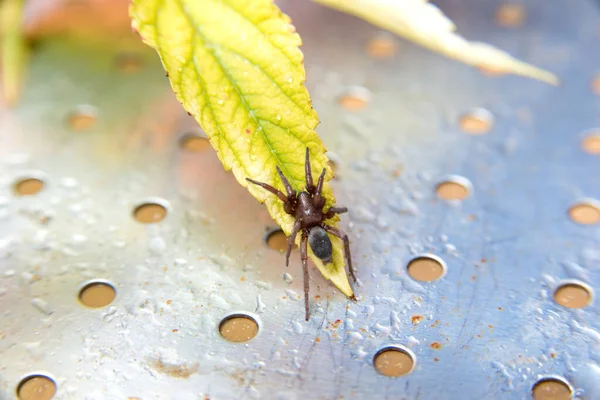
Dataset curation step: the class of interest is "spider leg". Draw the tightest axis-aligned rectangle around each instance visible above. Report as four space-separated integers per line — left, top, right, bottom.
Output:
300 230 310 321
246 178 288 203
325 207 348 219
276 166 295 197
305 147 316 194
313 168 326 208
286 220 301 267
320 224 357 283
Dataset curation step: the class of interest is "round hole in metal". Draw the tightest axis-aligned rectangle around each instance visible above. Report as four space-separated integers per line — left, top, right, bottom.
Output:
338 86 371 111
78 281 116 308
66 105 97 131
554 281 592 309
13 178 45 196
115 52 144 73
265 229 289 252
133 201 168 224
532 376 573 400
436 176 472 200
478 65 508 78
179 133 210 153
581 131 600 155
495 3 526 27
592 74 600 95
366 32 397 59
459 108 494 135
373 346 416 377
407 254 446 282
219 314 259 343
16 374 57 400
568 200 600 225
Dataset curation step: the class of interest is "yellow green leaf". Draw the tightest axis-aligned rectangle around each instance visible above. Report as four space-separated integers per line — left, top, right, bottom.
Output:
1 0 28 105
313 0 559 85
130 0 353 297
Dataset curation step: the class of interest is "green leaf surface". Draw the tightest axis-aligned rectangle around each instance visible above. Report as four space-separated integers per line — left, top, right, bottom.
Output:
130 0 353 297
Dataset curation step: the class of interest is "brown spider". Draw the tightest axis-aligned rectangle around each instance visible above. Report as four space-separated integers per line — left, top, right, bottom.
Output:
247 148 357 321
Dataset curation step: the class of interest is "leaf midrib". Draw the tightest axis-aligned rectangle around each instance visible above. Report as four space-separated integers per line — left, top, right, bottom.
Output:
173 0 309 191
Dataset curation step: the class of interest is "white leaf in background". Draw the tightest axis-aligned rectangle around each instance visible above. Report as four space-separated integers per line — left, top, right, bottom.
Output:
313 0 559 85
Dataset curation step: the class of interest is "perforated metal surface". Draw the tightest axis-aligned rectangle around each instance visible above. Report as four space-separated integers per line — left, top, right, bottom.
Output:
1 0 600 399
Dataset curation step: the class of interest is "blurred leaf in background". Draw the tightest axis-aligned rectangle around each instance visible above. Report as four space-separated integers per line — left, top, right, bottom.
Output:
313 0 558 85
1 0 28 105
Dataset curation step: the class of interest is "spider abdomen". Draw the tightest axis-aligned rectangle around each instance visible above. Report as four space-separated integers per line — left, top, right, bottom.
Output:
308 226 333 265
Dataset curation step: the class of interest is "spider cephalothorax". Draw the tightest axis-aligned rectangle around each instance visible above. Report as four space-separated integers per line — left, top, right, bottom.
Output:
247 148 356 320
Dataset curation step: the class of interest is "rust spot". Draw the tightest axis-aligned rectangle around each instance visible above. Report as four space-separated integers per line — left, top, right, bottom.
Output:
315 337 321 343
150 358 198 379
488 324 493 329
434 357 440 362
329 319 342 329
498 307 503 311
240 276 246 282
550 352 556 358
245 129 251 134
430 342 441 350
481 258 487 263
430 320 440 328
471 275 477 281
172 329 178 333
411 315 424 325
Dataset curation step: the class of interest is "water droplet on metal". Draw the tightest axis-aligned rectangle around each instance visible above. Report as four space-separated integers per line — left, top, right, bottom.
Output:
292 320 303 334
31 298 54 315
256 295 266 313
148 237 167 254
